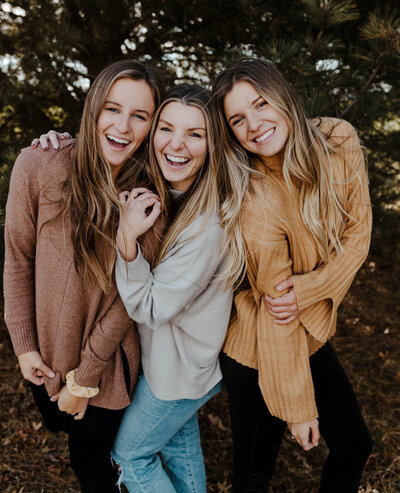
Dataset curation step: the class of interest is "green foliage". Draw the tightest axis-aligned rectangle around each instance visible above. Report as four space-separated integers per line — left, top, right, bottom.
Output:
0 0 399 235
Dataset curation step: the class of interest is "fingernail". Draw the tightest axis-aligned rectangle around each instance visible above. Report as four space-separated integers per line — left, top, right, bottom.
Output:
54 144 59 150
32 143 37 148
49 371 55 378
43 145 48 150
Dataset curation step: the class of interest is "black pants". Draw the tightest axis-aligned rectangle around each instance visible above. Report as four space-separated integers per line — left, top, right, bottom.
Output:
220 343 373 493
30 382 124 492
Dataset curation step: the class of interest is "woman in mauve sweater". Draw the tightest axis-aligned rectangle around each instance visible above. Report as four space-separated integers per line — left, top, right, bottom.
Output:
212 58 373 492
3 58 164 492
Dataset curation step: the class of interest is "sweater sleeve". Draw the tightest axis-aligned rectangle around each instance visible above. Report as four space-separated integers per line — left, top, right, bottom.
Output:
3 150 40 355
75 215 163 388
116 216 224 331
245 205 318 423
291 121 372 342
74 291 136 388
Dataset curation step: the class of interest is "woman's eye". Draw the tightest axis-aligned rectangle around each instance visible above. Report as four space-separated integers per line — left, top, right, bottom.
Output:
232 117 243 126
190 132 202 138
159 126 171 132
106 107 118 113
257 101 268 109
134 114 146 121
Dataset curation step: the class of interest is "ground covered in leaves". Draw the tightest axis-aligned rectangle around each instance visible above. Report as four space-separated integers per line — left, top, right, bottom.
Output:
1 245 399 492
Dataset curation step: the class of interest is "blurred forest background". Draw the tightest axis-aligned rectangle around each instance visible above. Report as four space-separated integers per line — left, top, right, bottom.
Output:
0 0 399 492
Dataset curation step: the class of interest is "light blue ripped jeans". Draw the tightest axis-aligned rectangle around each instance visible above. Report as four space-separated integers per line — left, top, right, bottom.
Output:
111 374 222 493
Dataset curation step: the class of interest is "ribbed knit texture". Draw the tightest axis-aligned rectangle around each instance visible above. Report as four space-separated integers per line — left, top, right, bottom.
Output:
223 118 372 423
3 144 161 410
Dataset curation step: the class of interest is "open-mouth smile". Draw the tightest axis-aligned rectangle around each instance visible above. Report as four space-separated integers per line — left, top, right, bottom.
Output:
254 127 275 143
165 154 190 168
106 134 131 149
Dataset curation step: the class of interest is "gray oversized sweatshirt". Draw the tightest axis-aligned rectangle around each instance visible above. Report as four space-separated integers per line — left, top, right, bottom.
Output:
115 211 233 400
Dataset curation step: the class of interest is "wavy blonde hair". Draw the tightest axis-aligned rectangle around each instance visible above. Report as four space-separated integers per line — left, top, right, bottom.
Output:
63 58 164 292
147 84 245 287
212 57 357 261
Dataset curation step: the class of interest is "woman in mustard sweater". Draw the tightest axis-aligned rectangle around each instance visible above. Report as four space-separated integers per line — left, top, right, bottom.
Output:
212 58 373 492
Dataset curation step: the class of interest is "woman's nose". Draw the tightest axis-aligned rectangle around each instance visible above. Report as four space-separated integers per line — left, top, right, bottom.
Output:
247 114 262 132
170 135 185 150
115 114 131 134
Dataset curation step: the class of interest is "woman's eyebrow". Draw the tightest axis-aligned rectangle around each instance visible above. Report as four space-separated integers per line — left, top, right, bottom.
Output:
104 101 152 116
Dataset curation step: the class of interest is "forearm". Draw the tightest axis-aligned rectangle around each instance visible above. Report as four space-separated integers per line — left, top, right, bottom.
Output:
256 304 317 423
75 293 134 388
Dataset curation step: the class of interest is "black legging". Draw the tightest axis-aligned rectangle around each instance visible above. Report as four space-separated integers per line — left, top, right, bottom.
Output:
220 343 373 493
29 348 131 493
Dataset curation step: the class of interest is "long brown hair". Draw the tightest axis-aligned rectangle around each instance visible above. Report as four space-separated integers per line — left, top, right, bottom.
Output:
64 58 164 292
212 57 362 261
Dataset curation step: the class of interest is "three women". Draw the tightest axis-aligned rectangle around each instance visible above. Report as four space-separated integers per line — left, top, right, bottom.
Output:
5 55 373 492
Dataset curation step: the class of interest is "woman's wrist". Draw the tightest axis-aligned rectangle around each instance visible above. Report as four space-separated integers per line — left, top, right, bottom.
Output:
66 368 99 398
116 228 138 261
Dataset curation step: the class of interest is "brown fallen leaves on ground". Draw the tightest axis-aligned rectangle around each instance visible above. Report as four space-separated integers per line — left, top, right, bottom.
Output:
1 248 399 492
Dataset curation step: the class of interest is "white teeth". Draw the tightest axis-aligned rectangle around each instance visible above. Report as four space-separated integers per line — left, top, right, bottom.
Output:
106 134 130 145
166 154 189 163
255 128 275 143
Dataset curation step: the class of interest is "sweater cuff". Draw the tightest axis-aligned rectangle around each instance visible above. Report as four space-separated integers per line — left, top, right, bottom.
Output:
6 321 38 355
298 301 336 343
74 355 108 388
116 243 150 282
291 273 327 311
116 244 150 283
259 380 319 423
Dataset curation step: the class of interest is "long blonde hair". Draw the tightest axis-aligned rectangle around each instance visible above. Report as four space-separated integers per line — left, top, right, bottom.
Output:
148 84 245 287
63 58 164 292
213 57 353 261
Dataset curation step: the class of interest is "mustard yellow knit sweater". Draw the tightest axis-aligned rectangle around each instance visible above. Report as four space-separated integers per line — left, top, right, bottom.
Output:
223 118 372 423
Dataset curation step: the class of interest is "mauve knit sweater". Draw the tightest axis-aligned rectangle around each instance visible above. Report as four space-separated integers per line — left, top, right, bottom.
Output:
223 118 372 423
4 143 158 410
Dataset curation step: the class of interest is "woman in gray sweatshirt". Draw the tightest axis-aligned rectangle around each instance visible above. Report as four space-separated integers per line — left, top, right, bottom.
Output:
111 84 241 493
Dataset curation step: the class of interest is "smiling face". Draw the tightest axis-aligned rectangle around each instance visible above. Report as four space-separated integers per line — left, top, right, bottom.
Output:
223 80 289 158
153 101 208 192
97 78 156 178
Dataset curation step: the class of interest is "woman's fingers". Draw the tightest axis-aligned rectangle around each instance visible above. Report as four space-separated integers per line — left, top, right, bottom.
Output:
31 130 71 150
310 420 320 446
119 191 130 203
74 410 86 420
39 134 51 150
48 130 62 150
276 278 294 292
288 419 319 452
146 201 162 223
128 187 152 198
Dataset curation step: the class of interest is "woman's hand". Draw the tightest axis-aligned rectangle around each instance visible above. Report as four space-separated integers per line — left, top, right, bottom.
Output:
31 130 72 150
50 385 89 420
264 278 300 324
117 188 161 262
287 419 320 451
17 351 55 385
